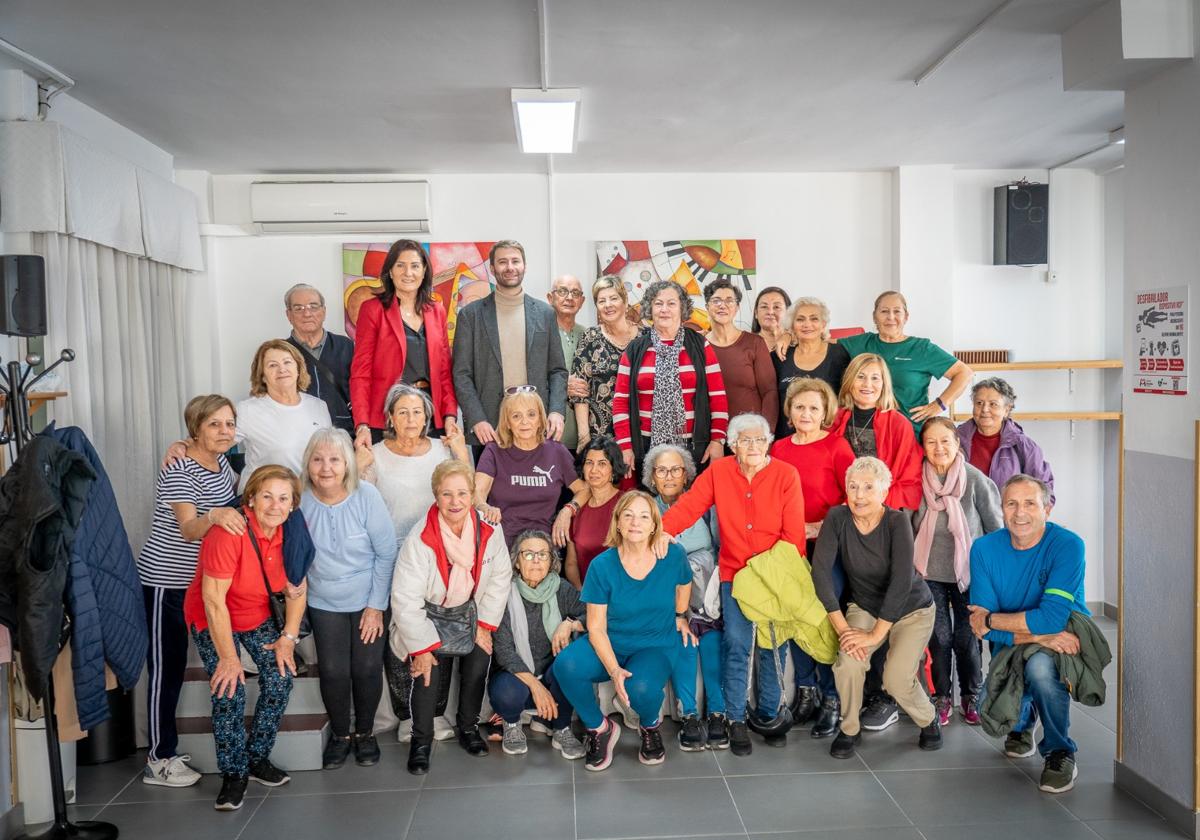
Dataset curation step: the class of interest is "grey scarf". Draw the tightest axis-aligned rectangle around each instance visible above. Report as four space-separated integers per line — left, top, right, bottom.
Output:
506 574 563 677
649 329 688 447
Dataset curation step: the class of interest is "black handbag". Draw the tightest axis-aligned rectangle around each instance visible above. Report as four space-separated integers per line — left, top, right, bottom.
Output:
248 525 312 639
423 510 484 657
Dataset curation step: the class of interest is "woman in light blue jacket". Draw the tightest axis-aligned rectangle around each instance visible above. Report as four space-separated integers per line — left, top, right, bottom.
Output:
300 428 396 771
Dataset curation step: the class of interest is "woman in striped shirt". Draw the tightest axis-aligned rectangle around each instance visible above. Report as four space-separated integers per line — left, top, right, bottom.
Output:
611 280 728 483
137 395 243 788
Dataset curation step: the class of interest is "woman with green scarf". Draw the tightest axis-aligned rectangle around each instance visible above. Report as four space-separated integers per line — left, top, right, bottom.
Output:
489 530 588 760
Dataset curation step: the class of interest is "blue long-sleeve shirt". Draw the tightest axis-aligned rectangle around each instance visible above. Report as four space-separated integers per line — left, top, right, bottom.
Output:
300 483 397 613
969 522 1088 647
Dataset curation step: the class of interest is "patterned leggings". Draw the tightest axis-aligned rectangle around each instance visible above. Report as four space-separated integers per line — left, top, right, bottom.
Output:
191 619 293 777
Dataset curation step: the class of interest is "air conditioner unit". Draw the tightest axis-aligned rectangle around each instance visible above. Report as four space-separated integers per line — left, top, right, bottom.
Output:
249 180 431 234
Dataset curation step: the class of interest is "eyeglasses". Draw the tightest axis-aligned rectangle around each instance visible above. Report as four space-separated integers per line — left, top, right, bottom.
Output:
707 297 738 308
653 465 685 477
504 385 539 396
288 303 325 313
734 436 769 448
518 550 551 562
552 288 585 300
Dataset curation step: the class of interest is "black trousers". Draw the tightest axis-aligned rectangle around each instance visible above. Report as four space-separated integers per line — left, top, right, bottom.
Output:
143 585 189 761
926 580 983 700
308 605 385 737
409 644 491 746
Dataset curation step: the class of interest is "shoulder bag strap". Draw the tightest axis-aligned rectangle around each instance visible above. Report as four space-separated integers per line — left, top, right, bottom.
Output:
289 337 351 406
245 517 277 597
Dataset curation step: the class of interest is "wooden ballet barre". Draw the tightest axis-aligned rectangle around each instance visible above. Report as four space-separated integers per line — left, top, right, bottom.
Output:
969 359 1123 371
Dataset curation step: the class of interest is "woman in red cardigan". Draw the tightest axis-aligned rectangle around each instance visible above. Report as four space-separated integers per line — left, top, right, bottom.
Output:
351 240 458 449
827 353 921 511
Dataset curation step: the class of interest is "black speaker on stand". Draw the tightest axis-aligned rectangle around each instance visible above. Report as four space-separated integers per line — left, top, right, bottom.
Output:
0 255 49 337
993 183 1049 266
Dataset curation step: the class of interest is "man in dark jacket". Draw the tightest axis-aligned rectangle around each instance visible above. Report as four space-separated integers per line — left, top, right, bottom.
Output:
284 283 354 434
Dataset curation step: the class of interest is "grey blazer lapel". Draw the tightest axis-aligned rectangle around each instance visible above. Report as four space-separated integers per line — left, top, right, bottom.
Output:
481 295 503 371
524 296 546 357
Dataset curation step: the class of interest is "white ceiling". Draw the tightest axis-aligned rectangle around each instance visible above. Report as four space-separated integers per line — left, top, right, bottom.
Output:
0 0 1123 173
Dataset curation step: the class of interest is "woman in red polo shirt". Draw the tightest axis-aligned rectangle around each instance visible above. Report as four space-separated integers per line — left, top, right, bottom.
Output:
184 464 306 812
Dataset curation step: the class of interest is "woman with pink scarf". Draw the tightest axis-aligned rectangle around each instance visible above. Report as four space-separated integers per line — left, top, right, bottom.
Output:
911 417 1002 728
390 459 513 775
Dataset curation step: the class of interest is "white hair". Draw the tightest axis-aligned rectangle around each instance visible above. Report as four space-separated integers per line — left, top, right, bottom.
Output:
301 427 360 493
787 297 831 342
845 456 892 493
284 283 326 308
726 413 773 446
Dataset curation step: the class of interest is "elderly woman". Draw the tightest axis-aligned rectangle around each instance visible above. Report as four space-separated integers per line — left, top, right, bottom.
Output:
751 286 792 350
957 377 1055 500
704 278 778 425
829 353 922 510
645 444 726 752
773 297 851 437
569 275 643 450
139 395 241 788
489 530 587 760
553 492 694 771
183 465 305 811
300 429 397 770
612 279 729 478
913 418 1002 727
659 413 807 757
351 239 458 448
390 460 513 774
811 457 939 759
476 390 585 549
766 378 856 738
838 291 973 432
565 435 627 587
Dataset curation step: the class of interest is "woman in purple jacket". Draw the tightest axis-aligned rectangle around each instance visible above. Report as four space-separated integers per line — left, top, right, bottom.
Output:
956 378 1055 501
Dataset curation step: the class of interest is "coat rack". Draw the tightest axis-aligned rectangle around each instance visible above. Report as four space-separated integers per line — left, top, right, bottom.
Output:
1 347 118 840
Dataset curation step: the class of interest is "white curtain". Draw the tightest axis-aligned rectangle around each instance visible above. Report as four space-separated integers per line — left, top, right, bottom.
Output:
32 232 195 551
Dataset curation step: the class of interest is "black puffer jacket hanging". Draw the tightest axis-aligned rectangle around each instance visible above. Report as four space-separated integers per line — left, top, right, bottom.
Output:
0 434 96 698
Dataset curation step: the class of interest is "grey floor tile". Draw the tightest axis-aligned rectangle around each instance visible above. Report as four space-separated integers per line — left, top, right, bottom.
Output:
93 798 258 839
713 734 863 776
576 777 743 839
424 735 574 788
727 772 909 834
1050 775 1165 822
749 830 923 840
876 767 1076 826
266 744 423 796
855 719 1004 771
918 820 1100 840
1086 816 1187 839
240 791 417 840
407 783 573 840
111 771 268 805
72 754 146 805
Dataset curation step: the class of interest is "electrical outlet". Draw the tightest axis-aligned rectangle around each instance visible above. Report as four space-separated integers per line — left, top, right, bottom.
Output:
1045 269 1059 284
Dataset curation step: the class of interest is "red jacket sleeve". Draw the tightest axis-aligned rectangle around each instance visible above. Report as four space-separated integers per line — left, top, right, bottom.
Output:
612 351 633 451
702 343 729 442
880 411 922 510
662 460 718 536
777 465 807 550
350 299 383 428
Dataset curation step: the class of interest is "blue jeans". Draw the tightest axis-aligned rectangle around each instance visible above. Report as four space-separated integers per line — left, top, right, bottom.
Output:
552 637 676 730
488 668 573 729
1014 650 1077 756
720 582 755 722
671 629 725 716
755 642 836 719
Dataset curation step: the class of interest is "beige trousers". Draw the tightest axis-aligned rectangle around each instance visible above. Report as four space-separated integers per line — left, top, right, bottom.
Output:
833 602 936 736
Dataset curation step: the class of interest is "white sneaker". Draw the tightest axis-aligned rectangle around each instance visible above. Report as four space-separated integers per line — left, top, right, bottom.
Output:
432 715 456 741
529 718 553 736
613 696 640 730
143 755 201 787
396 719 413 743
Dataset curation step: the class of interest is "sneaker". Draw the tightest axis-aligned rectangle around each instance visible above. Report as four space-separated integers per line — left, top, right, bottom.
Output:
143 755 201 787
530 717 553 736
678 715 706 752
552 726 586 760
214 774 248 811
1004 727 1037 759
960 697 981 726
1039 750 1078 793
934 695 953 727
322 735 352 770
584 718 620 772
728 720 753 756
860 696 899 731
918 717 943 751
247 758 290 787
830 729 860 759
706 714 730 750
353 733 380 766
502 721 528 755
432 715 457 741
613 695 640 729
638 724 666 765
396 718 413 743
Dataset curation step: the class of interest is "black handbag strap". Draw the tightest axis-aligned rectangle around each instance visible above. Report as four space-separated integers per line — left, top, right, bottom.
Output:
289 337 351 406
245 516 278 599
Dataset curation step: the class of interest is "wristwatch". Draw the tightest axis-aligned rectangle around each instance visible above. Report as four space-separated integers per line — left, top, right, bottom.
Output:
935 397 947 412
281 631 300 643
675 611 688 619
984 613 994 630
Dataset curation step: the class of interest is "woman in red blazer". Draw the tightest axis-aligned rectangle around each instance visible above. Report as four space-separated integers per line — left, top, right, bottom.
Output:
351 240 458 449
827 352 922 510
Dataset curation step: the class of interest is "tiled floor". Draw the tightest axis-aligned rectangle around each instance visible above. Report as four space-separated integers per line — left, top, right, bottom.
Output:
30 617 1186 840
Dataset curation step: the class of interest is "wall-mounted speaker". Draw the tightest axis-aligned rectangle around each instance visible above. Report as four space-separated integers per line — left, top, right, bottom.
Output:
993 183 1048 266
0 255 48 337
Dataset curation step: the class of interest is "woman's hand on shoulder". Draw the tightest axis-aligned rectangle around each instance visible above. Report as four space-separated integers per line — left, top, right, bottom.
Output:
209 507 246 536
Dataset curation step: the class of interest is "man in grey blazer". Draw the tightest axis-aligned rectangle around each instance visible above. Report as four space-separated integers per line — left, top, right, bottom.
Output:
452 240 568 447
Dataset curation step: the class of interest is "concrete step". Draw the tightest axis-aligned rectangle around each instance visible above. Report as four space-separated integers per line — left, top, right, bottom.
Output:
176 712 330 774
178 665 327 717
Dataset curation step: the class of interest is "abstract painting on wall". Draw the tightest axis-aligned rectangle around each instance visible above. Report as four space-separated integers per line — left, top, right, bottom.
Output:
594 240 757 331
342 241 496 343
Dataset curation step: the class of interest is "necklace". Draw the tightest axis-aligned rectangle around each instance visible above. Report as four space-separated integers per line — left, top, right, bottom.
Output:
846 408 876 454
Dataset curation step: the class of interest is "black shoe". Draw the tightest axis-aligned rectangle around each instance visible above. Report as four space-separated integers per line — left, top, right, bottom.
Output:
830 729 860 759
248 758 290 787
918 717 943 751
860 695 899 731
728 720 753 756
764 729 787 747
678 715 706 751
353 733 381 766
214 774 248 811
638 725 666 765
789 686 820 724
322 735 352 770
706 713 730 750
407 742 431 775
810 696 840 739
584 718 620 772
457 726 489 756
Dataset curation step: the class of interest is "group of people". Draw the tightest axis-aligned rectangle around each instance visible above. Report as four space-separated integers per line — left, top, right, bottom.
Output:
134 237 1093 815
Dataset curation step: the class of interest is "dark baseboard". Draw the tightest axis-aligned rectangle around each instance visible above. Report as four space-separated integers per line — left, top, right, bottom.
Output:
1 804 25 840
1114 759 1199 838
1087 600 1118 620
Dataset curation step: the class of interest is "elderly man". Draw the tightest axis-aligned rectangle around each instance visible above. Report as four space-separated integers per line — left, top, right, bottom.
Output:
968 474 1088 794
452 240 567 450
548 274 587 451
284 283 354 434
